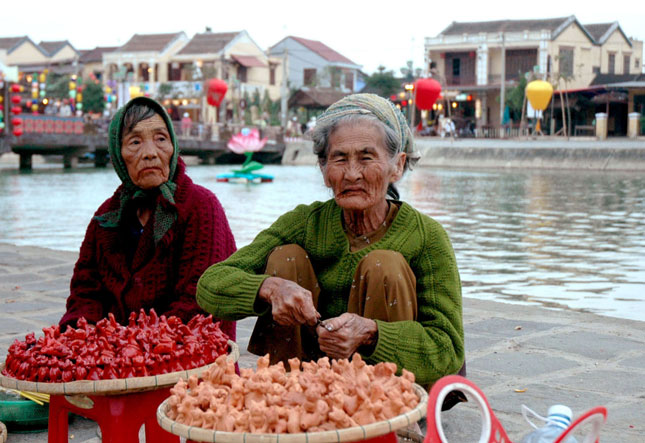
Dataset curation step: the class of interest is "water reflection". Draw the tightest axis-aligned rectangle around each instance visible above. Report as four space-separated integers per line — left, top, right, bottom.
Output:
1 164 643 321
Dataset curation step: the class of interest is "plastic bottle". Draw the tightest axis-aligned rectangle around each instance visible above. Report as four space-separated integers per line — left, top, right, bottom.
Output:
521 405 579 443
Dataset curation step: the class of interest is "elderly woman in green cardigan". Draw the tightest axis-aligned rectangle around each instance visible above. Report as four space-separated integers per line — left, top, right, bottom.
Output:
197 93 464 387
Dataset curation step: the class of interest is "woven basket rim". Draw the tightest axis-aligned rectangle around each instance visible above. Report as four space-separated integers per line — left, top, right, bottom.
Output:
0 340 238 396
156 382 428 442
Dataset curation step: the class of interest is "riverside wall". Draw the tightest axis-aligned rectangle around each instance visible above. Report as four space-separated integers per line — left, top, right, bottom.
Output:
283 137 645 171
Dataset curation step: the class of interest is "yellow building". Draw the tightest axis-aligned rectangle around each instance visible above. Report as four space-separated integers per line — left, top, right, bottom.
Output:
0 36 49 68
424 16 643 130
169 30 282 124
79 46 118 81
103 32 189 87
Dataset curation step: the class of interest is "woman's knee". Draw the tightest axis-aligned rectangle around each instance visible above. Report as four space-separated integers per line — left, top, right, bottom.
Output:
357 250 410 280
266 244 309 269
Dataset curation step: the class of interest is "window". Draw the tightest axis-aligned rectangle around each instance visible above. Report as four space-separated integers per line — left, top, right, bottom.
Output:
624 55 631 74
270 66 276 85
168 62 182 81
558 47 574 77
592 66 600 74
303 68 316 86
344 71 354 91
331 68 341 88
505 48 538 80
608 53 615 74
636 58 641 69
237 66 247 83
445 52 475 85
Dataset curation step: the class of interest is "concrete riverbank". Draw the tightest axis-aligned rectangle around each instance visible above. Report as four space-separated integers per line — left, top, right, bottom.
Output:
283 137 645 171
1 242 644 442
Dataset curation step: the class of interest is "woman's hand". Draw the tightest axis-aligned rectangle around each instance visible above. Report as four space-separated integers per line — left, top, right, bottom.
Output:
258 277 320 326
316 313 378 359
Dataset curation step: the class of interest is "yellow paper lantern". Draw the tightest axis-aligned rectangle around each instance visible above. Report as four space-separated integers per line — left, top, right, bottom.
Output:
105 86 112 94
129 86 143 98
525 80 553 111
31 104 39 112
76 93 83 102
32 90 39 99
69 81 77 90
39 73 46 83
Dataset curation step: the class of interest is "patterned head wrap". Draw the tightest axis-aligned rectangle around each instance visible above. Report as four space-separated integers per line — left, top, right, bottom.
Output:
316 93 419 162
94 96 179 244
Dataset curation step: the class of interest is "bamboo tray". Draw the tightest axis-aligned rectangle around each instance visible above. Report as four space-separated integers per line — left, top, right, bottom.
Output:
0 340 238 396
156 382 428 443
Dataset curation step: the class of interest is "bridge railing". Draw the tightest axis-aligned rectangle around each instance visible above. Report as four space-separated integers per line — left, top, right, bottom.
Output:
20 115 85 135
13 116 286 144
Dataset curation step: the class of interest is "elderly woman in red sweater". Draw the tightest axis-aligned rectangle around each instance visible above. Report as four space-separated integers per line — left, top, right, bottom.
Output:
60 97 236 341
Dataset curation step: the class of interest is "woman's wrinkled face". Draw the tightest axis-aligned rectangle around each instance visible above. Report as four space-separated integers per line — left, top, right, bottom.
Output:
323 121 405 212
121 114 174 189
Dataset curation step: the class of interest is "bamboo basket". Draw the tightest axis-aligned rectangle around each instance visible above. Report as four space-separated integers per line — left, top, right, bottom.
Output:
0 420 6 443
0 340 239 396
156 382 428 443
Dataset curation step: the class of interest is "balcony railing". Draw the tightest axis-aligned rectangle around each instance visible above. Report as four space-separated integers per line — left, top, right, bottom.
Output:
445 75 476 87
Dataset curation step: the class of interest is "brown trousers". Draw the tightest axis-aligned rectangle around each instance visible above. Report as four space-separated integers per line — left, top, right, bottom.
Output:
248 244 417 366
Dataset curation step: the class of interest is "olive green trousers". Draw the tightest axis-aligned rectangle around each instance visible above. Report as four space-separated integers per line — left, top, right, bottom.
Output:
248 244 417 366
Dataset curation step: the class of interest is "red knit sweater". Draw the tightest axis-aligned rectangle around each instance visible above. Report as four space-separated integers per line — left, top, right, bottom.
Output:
60 160 237 341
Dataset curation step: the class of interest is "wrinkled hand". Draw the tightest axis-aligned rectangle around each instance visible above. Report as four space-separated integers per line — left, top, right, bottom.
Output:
316 313 378 360
258 277 320 326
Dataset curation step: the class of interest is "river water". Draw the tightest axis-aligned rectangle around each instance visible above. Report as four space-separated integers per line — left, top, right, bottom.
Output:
1 163 644 321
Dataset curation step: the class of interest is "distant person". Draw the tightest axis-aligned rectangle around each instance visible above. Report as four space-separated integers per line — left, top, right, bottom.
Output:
181 112 193 137
169 105 180 121
306 116 317 133
60 97 237 343
59 100 72 117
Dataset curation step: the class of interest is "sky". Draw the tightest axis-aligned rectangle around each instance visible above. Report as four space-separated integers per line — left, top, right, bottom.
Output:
3 0 644 75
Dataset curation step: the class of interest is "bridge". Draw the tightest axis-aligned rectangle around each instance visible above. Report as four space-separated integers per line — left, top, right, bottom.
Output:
0 119 286 170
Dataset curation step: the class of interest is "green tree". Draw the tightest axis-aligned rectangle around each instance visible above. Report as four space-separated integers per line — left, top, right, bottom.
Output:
363 66 401 98
157 83 173 100
252 89 261 107
243 91 252 125
82 82 106 114
399 60 416 82
46 73 71 100
505 74 528 122
261 89 272 114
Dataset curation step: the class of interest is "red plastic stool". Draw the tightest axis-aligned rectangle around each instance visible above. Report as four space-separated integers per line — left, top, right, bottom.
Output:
48 388 178 443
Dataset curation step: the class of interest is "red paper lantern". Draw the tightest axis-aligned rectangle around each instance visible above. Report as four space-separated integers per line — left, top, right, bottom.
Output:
414 78 442 110
11 117 23 127
11 95 21 104
13 127 23 137
10 84 21 93
11 106 22 115
390 94 397 102
206 79 228 107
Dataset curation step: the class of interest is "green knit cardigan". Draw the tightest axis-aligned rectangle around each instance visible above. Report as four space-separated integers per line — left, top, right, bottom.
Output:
197 199 464 385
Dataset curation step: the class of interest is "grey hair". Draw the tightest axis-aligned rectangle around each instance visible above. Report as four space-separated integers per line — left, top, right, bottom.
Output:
311 114 410 200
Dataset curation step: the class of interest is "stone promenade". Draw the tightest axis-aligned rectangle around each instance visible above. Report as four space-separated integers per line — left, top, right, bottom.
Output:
1 242 644 442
